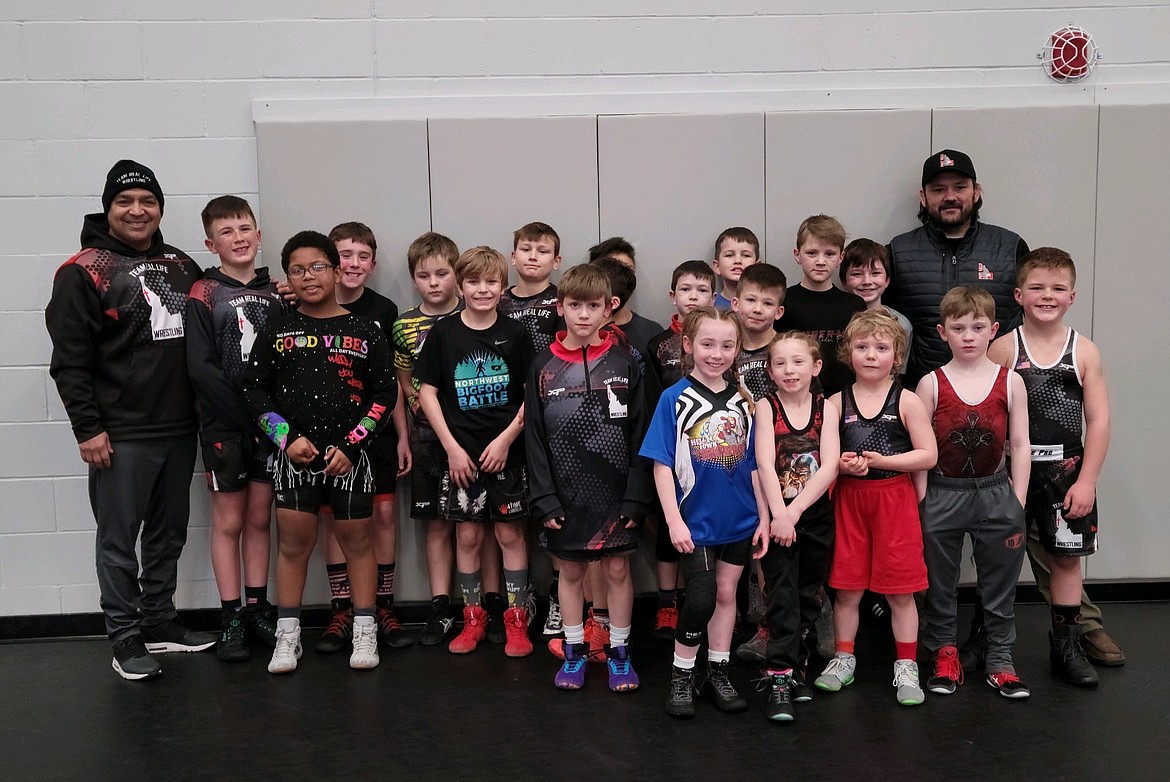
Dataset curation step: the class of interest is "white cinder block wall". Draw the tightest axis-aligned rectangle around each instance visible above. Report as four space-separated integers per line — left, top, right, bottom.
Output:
2 2 1169 618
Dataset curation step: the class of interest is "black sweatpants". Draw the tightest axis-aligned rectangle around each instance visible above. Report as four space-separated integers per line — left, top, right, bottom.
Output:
90 435 197 641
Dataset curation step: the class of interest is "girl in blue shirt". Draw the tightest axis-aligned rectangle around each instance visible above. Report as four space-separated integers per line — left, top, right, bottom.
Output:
640 307 769 719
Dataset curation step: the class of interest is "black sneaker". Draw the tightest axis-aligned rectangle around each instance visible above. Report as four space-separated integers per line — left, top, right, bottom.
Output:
766 672 795 722
419 596 455 646
111 635 162 680
1050 626 1099 688
242 602 278 647
315 598 354 654
140 618 217 653
666 666 696 719
702 660 747 712
484 592 506 645
791 666 814 703
216 609 250 663
376 605 415 649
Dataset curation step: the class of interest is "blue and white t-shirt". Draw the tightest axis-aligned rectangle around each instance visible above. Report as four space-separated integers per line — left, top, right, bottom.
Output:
640 376 759 546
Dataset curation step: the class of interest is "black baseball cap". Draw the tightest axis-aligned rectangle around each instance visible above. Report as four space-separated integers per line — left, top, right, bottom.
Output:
921 149 977 187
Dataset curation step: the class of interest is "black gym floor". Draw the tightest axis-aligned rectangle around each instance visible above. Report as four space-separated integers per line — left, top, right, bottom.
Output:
1 601 1165 781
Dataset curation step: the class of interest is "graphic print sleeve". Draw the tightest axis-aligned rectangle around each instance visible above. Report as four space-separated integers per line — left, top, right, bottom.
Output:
337 330 397 462
185 294 253 435
240 321 303 452
524 359 565 524
412 320 444 390
45 263 104 443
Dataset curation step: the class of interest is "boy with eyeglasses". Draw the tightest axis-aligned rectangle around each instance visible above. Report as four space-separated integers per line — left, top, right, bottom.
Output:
241 231 396 674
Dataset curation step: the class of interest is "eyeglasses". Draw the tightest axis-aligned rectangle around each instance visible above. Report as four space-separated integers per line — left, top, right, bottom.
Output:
287 262 332 278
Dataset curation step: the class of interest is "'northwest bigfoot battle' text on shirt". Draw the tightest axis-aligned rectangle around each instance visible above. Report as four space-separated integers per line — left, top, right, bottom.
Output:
414 314 534 467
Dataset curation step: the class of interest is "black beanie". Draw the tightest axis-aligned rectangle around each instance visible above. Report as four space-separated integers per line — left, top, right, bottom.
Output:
102 159 165 214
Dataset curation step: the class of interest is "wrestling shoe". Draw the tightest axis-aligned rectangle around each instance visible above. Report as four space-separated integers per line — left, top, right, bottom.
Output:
419 596 455 646
702 660 747 712
242 602 278 647
349 617 380 669
314 599 353 654
503 606 533 657
814 653 856 692
927 645 963 695
653 605 678 642
449 605 487 654
606 645 640 692
666 666 696 719
555 643 588 690
268 625 302 674
216 609 250 663
894 659 925 706
542 593 564 636
735 624 767 663
765 670 795 722
376 605 414 649
987 670 1031 699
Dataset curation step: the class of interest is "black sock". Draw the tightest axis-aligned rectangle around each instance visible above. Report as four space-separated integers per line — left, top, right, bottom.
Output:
377 562 395 608
326 562 351 601
243 585 268 606
658 588 677 608
1052 604 1081 629
221 598 242 613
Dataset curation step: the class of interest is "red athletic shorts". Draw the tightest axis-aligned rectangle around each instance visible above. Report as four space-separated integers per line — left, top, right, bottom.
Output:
829 474 927 595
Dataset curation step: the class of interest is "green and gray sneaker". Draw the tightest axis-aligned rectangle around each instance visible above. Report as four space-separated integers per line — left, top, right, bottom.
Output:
814 653 856 692
894 659 925 706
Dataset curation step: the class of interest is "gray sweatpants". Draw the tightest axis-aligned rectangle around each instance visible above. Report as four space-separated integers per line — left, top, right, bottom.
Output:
89 435 197 641
920 471 1026 673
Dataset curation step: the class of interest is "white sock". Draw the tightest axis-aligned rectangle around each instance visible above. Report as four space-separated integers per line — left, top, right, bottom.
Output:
609 624 631 648
673 652 696 670
564 623 585 645
708 650 731 665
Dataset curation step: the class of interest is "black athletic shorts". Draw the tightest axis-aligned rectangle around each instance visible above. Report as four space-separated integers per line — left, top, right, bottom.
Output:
409 421 446 520
367 436 398 500
439 465 528 524
1027 451 1098 558
202 434 273 493
679 537 754 576
549 546 637 564
272 451 374 521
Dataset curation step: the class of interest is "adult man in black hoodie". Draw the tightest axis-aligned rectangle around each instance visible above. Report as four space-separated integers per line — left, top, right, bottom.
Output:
46 160 217 680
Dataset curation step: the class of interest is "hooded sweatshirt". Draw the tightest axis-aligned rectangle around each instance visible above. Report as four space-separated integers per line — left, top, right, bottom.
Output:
46 213 202 442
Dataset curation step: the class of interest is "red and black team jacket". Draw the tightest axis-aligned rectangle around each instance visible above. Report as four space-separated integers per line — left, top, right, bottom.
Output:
525 331 654 554
46 213 201 443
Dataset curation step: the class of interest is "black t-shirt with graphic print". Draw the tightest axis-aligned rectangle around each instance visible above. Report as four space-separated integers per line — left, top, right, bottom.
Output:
414 314 534 468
